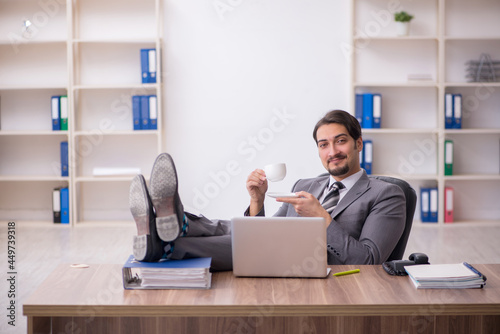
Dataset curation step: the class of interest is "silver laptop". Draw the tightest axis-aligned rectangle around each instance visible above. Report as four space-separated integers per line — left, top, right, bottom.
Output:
231 216 329 278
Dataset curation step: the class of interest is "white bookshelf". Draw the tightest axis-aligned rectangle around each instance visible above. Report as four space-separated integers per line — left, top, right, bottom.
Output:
351 0 500 224
0 0 163 225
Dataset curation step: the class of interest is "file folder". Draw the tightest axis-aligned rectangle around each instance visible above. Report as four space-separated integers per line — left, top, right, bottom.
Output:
51 96 60 131
140 95 150 129
60 95 68 131
60 187 69 224
429 187 438 223
420 188 430 223
355 94 363 127
362 93 373 128
149 95 158 130
141 48 157 84
363 140 373 175
60 141 69 177
444 140 453 176
445 93 453 129
132 95 141 130
445 187 454 223
372 94 382 128
453 94 462 129
53 188 61 223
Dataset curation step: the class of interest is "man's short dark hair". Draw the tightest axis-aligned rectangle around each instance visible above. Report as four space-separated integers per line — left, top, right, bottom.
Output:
313 110 362 143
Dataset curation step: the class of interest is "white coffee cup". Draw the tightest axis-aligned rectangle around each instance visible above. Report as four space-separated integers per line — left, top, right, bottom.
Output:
264 163 286 182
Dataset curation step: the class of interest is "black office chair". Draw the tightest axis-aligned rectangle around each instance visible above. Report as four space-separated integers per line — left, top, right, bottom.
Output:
369 176 417 261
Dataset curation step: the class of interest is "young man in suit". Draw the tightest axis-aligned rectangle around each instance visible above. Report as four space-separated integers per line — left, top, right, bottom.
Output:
130 110 406 270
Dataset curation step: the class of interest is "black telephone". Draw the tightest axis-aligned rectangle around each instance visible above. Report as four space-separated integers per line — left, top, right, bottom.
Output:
382 253 429 276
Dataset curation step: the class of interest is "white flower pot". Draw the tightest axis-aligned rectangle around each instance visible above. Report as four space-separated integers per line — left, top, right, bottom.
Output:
396 22 410 36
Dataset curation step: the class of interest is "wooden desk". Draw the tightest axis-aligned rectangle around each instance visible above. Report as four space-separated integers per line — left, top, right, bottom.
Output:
24 264 500 334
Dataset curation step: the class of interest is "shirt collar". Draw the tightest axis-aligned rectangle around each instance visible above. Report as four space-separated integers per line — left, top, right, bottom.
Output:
328 169 363 192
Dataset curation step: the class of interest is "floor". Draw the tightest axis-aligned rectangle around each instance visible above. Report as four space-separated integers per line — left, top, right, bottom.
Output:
1 221 499 334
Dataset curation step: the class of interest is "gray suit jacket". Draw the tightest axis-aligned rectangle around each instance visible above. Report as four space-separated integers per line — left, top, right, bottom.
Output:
263 171 406 265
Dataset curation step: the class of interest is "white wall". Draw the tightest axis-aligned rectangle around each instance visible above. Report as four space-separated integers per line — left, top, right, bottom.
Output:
163 0 351 219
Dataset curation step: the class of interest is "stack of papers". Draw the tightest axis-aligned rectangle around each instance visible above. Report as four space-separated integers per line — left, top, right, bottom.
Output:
122 255 212 289
405 262 487 289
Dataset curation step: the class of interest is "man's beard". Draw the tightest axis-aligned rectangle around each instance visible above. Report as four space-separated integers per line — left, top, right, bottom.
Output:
327 155 349 176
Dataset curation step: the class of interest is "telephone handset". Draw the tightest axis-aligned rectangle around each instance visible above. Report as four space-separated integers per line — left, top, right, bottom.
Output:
382 253 430 276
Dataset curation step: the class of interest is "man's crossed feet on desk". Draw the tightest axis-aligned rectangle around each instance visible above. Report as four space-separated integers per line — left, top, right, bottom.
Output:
129 153 187 262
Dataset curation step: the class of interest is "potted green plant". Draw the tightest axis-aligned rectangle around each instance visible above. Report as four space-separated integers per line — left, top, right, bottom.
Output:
394 11 414 36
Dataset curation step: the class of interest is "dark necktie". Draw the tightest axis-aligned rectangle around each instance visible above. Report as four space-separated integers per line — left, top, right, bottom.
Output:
322 182 345 214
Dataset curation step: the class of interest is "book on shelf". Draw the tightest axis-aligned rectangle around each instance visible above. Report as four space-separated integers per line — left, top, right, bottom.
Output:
51 95 68 131
444 139 453 176
132 95 141 130
444 186 454 223
420 187 438 223
52 188 61 223
140 48 157 84
51 96 60 131
123 255 212 290
405 262 487 289
444 93 462 129
355 93 382 129
361 139 373 175
132 95 157 130
60 141 68 177
60 187 69 224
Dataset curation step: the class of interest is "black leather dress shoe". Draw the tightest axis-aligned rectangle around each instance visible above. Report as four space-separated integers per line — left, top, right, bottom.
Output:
149 153 186 242
129 174 164 262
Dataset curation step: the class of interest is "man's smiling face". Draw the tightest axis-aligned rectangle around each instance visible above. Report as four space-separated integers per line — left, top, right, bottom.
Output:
316 123 363 181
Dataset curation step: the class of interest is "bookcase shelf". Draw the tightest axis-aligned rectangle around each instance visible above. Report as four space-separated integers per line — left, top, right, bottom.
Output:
352 0 500 225
0 0 163 225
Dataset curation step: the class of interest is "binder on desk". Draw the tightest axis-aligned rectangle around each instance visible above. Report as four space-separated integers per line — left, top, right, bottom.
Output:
445 187 454 223
51 96 60 131
453 94 462 129
372 94 381 128
52 188 61 223
444 140 454 176
149 95 157 130
141 48 157 84
363 140 373 175
429 187 438 223
362 93 373 128
140 95 149 129
60 95 68 131
60 187 69 224
420 188 430 222
355 94 363 127
132 95 141 130
60 141 68 177
445 93 453 129
122 255 212 290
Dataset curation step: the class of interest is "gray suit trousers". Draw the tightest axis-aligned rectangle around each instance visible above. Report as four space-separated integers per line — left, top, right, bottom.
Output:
169 212 233 271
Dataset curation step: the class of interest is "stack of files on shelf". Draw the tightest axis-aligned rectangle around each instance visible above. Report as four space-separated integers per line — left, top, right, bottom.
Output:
444 139 454 176
132 95 157 130
122 255 212 290
92 167 141 176
52 95 68 131
360 139 373 175
420 187 438 223
444 93 462 129
60 141 68 177
405 262 487 289
53 187 69 224
355 93 381 129
141 48 157 84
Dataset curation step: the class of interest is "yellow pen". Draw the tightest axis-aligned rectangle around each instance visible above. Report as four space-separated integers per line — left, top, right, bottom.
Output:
332 269 360 277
